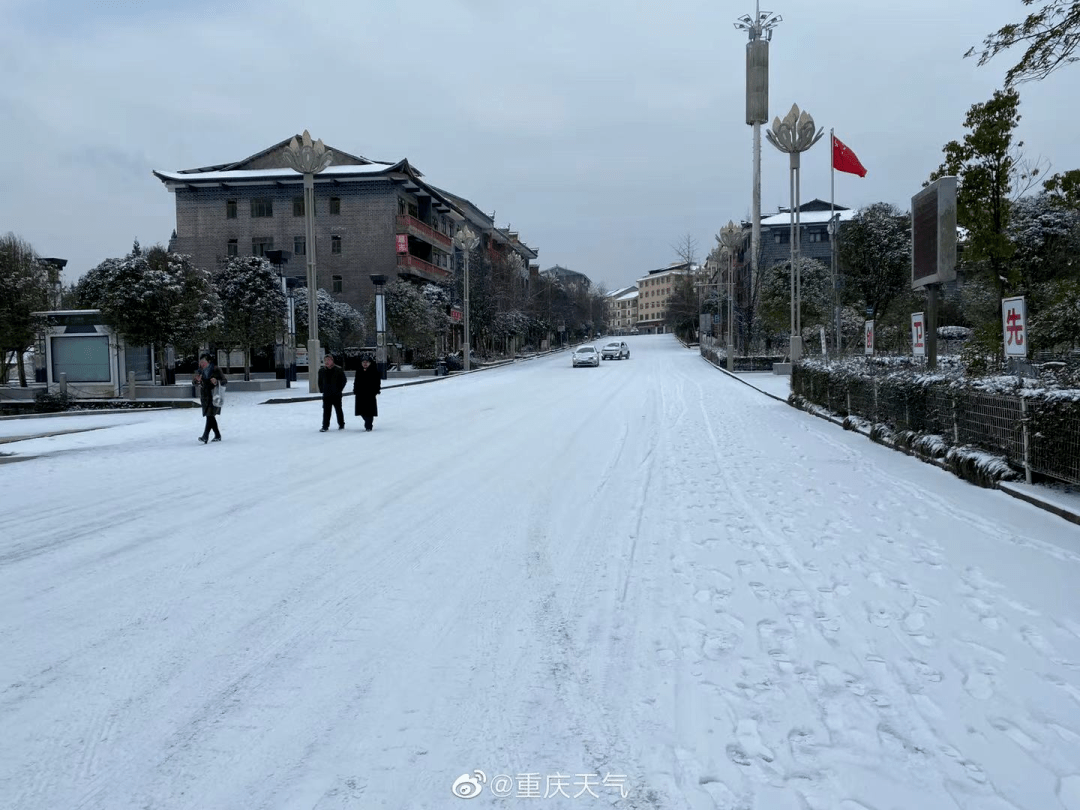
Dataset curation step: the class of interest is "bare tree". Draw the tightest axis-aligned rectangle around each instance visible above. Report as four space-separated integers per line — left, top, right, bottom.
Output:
671 233 699 269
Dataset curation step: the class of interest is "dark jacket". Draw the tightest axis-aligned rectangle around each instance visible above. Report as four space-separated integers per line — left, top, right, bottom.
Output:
353 363 381 418
195 364 227 416
318 364 347 399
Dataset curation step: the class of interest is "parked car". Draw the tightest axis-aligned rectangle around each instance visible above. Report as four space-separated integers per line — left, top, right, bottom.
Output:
601 341 630 360
571 345 600 367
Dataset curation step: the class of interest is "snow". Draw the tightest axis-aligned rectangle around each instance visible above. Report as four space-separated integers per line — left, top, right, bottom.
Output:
153 163 404 184
760 209 858 227
3 335 1080 810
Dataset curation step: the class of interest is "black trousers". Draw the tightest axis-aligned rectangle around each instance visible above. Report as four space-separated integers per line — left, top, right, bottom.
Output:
322 395 344 429
202 411 220 439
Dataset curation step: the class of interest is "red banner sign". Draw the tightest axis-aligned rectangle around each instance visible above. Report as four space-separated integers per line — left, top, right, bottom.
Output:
395 234 408 253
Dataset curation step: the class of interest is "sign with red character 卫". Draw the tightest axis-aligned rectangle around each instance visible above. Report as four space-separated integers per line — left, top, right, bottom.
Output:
864 320 874 356
911 312 926 357
1001 296 1027 358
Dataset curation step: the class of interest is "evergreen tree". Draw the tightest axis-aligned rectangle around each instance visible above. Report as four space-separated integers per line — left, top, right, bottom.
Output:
838 203 912 321
0 233 49 386
966 0 1080 85
76 243 220 385
214 256 287 381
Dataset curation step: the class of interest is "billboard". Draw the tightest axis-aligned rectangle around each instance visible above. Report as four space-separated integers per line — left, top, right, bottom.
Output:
911 176 958 289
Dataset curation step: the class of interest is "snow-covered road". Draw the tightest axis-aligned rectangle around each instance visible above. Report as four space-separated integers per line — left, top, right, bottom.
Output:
3 335 1080 810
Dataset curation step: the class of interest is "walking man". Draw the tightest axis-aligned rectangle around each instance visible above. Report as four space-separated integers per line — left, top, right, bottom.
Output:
318 352 347 432
193 352 226 444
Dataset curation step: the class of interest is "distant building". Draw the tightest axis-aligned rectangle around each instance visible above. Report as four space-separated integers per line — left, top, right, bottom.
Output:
605 285 639 334
635 262 693 335
541 264 593 289
758 199 855 271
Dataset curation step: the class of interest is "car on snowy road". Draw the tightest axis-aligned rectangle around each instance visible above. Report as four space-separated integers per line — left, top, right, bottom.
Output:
571 346 600 367
601 341 630 360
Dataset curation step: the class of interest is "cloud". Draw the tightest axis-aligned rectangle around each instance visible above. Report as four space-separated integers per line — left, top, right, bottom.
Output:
0 0 1076 289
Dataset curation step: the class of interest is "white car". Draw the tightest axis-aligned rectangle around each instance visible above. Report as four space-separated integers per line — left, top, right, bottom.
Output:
571 346 600 367
601 341 630 360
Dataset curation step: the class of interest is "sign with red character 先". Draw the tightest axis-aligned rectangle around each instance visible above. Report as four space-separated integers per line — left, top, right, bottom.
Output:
911 312 926 357
864 320 874 356
1001 296 1027 358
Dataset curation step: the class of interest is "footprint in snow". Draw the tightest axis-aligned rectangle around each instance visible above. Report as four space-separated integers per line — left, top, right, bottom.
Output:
962 669 995 701
1058 774 1080 810
988 716 1041 753
865 603 892 628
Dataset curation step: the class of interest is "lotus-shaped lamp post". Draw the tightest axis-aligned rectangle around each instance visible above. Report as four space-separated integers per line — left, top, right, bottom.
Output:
717 221 745 371
766 104 823 363
454 225 480 372
283 130 335 393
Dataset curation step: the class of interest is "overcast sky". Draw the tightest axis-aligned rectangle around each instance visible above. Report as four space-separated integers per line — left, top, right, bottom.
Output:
1 0 1076 291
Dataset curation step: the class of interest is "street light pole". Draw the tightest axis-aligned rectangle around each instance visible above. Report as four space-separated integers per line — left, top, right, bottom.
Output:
454 225 480 372
718 221 744 372
282 130 334 393
736 3 781 326
766 103 823 364
369 274 388 380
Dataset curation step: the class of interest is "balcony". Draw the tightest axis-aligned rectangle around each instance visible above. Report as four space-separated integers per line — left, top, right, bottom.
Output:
396 252 452 284
396 214 453 249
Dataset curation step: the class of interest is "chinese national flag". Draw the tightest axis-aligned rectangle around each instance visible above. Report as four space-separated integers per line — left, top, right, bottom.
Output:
832 135 867 177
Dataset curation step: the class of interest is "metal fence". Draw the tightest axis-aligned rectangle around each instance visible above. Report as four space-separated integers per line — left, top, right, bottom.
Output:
792 366 1080 487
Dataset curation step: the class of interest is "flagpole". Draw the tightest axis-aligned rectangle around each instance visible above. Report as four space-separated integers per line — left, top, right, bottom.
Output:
830 128 839 354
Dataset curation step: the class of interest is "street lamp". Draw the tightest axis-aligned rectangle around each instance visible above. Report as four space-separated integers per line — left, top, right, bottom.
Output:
454 225 479 372
735 3 781 320
265 250 293 387
370 274 388 380
718 221 744 372
282 130 334 393
766 102 823 363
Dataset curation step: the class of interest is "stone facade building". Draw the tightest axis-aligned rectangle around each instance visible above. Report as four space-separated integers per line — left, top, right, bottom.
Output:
154 136 537 317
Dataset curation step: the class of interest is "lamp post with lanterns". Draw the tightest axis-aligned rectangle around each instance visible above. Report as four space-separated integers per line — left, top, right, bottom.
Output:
282 130 334 392
454 225 480 372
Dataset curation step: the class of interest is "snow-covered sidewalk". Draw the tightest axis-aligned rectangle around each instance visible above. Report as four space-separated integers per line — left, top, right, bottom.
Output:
2 335 1080 810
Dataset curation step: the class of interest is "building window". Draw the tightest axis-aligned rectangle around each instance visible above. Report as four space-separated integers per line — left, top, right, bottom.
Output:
331 235 342 254
294 236 306 256
252 237 274 256
251 198 273 218
226 199 237 219
332 275 343 293
398 198 406 216
227 239 238 257
293 197 304 217
329 197 341 215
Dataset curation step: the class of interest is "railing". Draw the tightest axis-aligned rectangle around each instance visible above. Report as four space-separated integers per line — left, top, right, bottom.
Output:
792 365 1080 487
396 253 451 283
396 215 452 249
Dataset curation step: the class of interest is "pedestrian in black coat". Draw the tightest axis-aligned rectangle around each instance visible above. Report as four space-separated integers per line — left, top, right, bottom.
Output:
352 354 381 431
193 352 226 444
318 353 348 431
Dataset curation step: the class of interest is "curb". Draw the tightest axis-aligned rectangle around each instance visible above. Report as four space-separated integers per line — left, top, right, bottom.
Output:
702 353 1080 527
